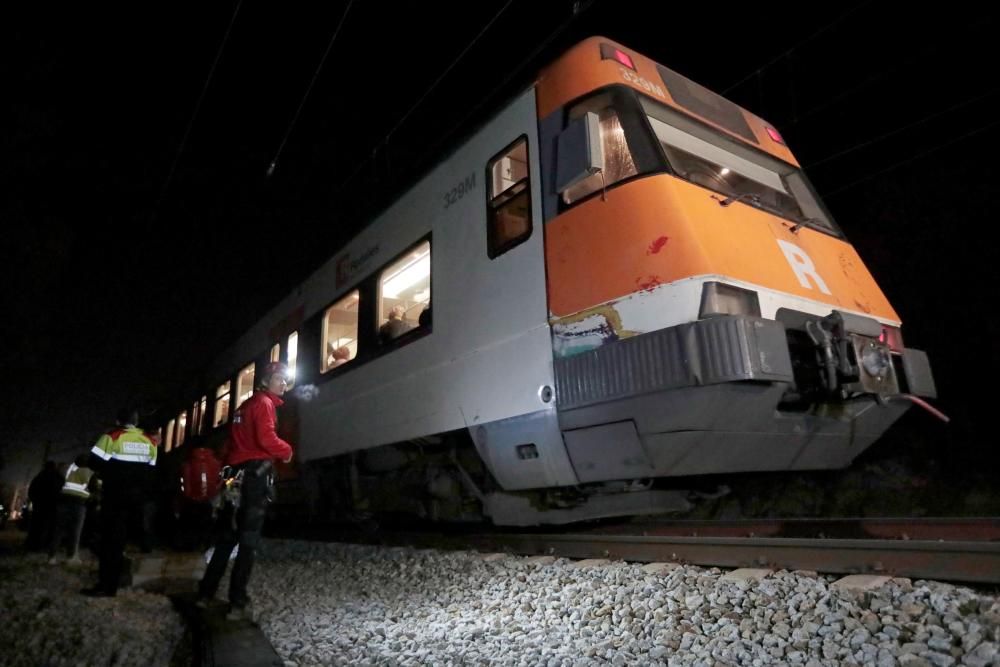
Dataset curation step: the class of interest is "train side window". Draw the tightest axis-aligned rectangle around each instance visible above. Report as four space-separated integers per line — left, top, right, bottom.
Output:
287 332 298 388
191 400 201 438
486 137 532 258
561 94 638 205
176 410 188 448
236 362 255 408
214 381 231 427
321 290 360 373
165 419 175 453
378 241 431 345
270 343 280 363
197 395 207 435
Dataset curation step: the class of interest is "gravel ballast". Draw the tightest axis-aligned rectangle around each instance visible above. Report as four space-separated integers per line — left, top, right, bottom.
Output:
0 551 185 667
249 540 1000 667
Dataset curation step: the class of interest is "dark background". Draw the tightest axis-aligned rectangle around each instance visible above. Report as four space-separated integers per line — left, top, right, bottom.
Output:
3 2 997 501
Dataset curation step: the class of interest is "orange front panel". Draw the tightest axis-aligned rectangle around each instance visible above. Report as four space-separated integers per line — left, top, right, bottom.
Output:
545 174 899 321
536 37 798 166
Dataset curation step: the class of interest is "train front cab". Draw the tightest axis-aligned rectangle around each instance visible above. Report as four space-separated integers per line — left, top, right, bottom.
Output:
534 38 938 490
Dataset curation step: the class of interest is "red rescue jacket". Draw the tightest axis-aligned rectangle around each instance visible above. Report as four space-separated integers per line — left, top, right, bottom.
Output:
222 391 293 466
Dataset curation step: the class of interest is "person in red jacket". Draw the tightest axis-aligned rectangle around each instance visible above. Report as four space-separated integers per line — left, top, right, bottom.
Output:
197 362 293 620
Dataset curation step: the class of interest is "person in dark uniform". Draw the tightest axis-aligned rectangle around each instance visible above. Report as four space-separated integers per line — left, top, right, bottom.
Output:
81 407 157 597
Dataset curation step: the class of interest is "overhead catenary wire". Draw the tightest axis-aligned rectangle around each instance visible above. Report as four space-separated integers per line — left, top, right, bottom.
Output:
147 0 244 226
266 0 356 178
822 117 1000 199
721 0 871 97
332 0 520 194
412 0 601 172
334 0 601 198
805 89 998 170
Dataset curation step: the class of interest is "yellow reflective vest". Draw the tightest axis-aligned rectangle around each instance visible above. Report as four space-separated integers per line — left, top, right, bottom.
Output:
91 425 157 467
61 463 94 500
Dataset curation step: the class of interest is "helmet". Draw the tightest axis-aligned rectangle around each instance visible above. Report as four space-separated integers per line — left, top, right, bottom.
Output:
259 362 290 385
257 361 291 389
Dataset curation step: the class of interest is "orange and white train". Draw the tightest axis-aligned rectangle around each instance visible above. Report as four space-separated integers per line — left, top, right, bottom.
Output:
158 37 938 526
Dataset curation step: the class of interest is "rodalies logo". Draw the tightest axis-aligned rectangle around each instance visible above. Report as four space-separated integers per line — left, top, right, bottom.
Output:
335 244 380 289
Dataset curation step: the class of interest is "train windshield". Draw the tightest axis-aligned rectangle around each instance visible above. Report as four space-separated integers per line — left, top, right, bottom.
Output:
639 97 837 233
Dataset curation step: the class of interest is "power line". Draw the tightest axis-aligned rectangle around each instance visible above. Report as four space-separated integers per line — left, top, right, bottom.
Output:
384 0 515 144
335 0 601 200
267 0 356 178
148 0 244 225
789 15 991 129
413 0 601 171
334 0 519 194
721 0 871 96
805 89 998 170
822 117 1000 199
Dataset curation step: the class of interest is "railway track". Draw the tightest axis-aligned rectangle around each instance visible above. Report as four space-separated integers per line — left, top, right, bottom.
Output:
324 516 1000 585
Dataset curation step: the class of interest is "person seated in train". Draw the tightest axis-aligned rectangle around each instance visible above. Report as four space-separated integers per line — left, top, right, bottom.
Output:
379 305 414 345
329 345 351 368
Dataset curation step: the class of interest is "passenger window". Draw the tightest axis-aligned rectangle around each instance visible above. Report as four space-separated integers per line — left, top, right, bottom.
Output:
287 332 298 388
322 290 360 373
176 410 188 448
214 381 231 427
270 343 280 363
562 94 638 205
191 400 201 438
378 241 431 345
487 138 532 258
197 396 207 435
236 363 255 408
165 419 175 453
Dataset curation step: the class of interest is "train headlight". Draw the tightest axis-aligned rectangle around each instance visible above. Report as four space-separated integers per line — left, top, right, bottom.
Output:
699 282 761 318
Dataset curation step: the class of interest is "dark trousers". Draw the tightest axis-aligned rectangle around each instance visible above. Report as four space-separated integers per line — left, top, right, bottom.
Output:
48 499 87 558
199 464 270 608
26 504 56 551
98 484 143 594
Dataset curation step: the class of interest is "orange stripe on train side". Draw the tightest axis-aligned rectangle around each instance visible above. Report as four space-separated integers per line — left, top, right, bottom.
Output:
544 174 899 322
535 36 798 166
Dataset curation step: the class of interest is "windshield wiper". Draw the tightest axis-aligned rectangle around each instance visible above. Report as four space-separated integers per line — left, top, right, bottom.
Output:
714 191 788 218
788 217 824 234
713 191 818 233
714 192 760 208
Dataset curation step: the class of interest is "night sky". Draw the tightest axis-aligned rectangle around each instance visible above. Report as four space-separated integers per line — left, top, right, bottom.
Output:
3 2 998 497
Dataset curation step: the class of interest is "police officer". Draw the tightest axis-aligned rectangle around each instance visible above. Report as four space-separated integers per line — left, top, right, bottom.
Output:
198 362 293 620
48 453 95 565
81 406 157 597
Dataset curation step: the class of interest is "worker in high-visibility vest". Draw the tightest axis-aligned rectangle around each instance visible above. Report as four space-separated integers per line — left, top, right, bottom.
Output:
81 406 157 597
48 453 94 565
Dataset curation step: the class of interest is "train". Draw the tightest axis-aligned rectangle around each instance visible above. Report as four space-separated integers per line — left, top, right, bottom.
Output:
157 37 939 527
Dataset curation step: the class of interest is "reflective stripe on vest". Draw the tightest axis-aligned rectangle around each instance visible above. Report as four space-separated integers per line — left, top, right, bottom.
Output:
61 463 92 499
91 427 157 466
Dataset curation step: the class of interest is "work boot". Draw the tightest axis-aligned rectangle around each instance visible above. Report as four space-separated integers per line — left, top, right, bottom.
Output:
225 604 250 622
80 586 115 598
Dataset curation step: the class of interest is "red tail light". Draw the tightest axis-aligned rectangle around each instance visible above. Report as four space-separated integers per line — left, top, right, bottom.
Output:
879 326 904 352
599 43 636 71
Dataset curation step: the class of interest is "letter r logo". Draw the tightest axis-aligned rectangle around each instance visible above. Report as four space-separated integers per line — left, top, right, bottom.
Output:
776 240 832 295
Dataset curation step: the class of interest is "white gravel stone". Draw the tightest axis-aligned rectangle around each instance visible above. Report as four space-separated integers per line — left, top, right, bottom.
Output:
0 550 185 666
244 540 1000 666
